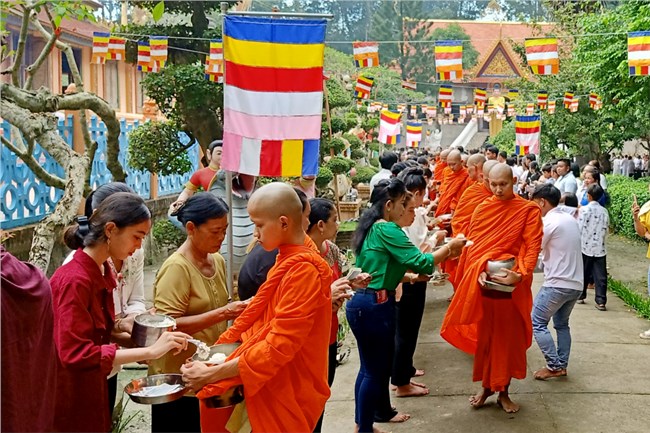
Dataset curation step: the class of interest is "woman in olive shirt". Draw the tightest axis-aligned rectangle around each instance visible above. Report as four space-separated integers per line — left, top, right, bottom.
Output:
151 193 247 433
348 178 465 433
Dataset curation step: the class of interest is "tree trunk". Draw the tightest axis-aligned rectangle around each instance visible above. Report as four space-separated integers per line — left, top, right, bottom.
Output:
185 109 221 155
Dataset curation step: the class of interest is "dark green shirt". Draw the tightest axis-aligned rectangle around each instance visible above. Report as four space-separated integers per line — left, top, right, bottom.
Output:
357 221 435 291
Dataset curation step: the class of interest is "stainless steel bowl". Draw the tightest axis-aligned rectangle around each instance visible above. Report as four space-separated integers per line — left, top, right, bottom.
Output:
125 374 188 405
486 258 515 278
131 313 176 347
191 342 242 364
203 385 245 408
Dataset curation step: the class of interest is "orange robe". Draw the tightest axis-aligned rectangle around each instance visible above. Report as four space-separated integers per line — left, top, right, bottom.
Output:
198 238 333 432
440 195 542 391
446 182 493 287
433 160 447 184
435 167 469 218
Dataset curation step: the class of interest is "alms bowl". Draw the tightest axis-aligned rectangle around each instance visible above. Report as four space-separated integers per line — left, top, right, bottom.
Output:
131 314 176 347
191 342 241 364
125 374 188 405
486 258 515 278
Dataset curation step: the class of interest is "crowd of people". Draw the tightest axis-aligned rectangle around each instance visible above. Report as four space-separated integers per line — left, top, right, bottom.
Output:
2 138 649 433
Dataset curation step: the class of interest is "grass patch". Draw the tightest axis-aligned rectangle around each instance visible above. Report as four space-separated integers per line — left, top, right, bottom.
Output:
338 220 358 232
609 277 650 320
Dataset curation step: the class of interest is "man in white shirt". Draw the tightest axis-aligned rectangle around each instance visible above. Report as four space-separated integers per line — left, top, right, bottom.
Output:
622 155 634 177
553 158 577 194
369 151 398 193
612 155 622 175
530 184 584 380
577 184 609 310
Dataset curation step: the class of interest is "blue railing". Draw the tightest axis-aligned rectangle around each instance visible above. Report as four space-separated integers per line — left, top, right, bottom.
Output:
1 117 198 230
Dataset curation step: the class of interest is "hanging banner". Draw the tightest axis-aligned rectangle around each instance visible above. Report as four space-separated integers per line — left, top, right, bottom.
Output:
525 37 559 75
508 89 519 100
515 114 541 155
474 88 487 108
353 41 379 68
435 40 463 80
406 121 423 148
563 92 574 109
137 40 151 72
378 110 401 145
149 36 168 71
547 100 556 114
106 36 126 60
628 31 650 76
355 76 374 99
438 84 453 108
92 32 110 64
537 91 548 110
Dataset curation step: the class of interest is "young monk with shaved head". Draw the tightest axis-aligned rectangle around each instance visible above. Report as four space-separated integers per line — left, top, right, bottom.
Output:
441 163 543 413
182 182 333 432
433 149 450 186
434 149 470 219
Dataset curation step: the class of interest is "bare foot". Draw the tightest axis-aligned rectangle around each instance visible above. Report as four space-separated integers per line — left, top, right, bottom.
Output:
497 393 520 413
395 383 429 397
534 367 567 381
469 388 494 408
388 412 410 423
413 369 425 377
354 425 388 433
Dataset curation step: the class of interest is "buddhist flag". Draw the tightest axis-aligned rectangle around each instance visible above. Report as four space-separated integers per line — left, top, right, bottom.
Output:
406 121 422 148
439 84 453 108
570 98 580 112
106 36 126 60
487 104 494 115
205 40 224 82
353 41 379 68
137 40 151 72
526 103 535 115
426 106 437 118
379 110 401 144
548 100 556 114
515 114 541 155
466 104 474 114
474 88 487 107
525 38 559 75
537 91 548 110
421 104 428 113
409 105 417 118
507 103 515 117
563 91 574 109
92 32 110 64
508 89 519 100
397 103 406 113
435 40 463 80
628 31 650 76
221 16 326 177
355 76 374 99
589 92 600 109
402 80 417 91
149 36 168 71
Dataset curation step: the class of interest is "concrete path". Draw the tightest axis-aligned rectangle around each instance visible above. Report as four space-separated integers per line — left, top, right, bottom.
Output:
321 275 650 433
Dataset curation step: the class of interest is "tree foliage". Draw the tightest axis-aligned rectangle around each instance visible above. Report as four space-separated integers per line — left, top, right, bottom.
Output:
128 120 193 176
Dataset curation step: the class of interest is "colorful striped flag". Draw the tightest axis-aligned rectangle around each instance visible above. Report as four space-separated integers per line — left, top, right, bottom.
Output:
439 84 453 108
537 91 548 110
487 104 494 115
474 88 487 108
406 121 422 148
137 40 151 72
205 40 224 82
384 134 400 145
525 38 559 75
459 105 467 116
589 92 600 109
355 76 374 99
149 36 168 72
466 104 474 114
508 89 519 100
402 80 417 91
563 92 574 109
397 103 406 113
426 106 437 118
548 100 556 114
628 31 650 76
515 114 541 155
435 40 463 80
409 105 417 118
507 103 515 117
220 16 326 177
378 110 401 145
353 41 379 68
421 104 428 114
570 98 580 112
92 32 110 64
106 36 126 60
526 103 535 115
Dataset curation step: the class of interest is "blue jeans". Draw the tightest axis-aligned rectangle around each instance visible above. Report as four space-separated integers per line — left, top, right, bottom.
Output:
346 290 396 433
532 286 581 371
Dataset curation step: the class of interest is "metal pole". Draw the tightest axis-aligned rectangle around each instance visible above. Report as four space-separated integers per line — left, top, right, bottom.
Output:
226 10 333 19
221 2 234 300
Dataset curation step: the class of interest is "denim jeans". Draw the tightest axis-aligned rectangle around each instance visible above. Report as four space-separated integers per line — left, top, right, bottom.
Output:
346 290 396 433
532 286 581 371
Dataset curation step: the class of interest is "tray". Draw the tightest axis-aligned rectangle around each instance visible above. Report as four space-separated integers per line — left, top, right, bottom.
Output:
125 374 188 405
484 280 515 293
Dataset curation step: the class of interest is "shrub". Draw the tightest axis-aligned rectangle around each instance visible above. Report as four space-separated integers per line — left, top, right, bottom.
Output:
152 219 185 251
128 121 193 176
361 117 379 132
369 157 379 168
351 166 378 185
315 166 334 189
330 117 347 134
327 156 355 175
344 112 358 131
606 175 650 239
368 141 380 152
343 133 363 150
350 148 366 160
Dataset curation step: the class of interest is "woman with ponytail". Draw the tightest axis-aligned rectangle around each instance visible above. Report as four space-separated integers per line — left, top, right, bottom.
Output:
348 178 466 433
51 192 191 433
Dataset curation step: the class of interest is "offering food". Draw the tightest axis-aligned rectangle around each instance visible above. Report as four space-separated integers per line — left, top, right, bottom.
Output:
131 383 184 398
204 352 227 365
136 314 176 328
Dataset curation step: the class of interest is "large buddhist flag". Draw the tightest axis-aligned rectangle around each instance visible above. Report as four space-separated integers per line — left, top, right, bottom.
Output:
406 121 422 148
515 114 541 155
525 37 559 75
353 41 379 68
355 76 374 99
106 36 126 60
435 40 463 80
149 36 168 71
137 40 151 72
628 31 650 76
92 32 110 64
378 110 401 144
474 88 487 108
221 16 326 177
439 84 453 108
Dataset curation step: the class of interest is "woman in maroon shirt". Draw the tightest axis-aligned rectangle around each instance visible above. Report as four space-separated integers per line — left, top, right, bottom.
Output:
50 192 191 432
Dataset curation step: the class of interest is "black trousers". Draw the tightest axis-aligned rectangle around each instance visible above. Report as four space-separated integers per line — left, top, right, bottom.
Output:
152 396 201 433
108 374 118 417
313 342 338 432
391 281 427 387
580 254 607 305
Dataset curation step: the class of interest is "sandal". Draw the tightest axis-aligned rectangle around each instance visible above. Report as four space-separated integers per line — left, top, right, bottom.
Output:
576 299 585 304
639 329 650 339
595 304 607 311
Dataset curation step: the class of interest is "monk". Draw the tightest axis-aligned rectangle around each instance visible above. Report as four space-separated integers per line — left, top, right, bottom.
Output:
444 155 490 288
433 149 449 186
181 183 333 432
434 150 469 219
440 164 543 413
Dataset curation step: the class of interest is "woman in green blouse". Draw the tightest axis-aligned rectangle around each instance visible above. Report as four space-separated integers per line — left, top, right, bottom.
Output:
347 178 465 433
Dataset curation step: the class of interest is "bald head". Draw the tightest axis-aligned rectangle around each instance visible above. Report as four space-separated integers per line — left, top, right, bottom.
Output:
482 160 499 186
447 150 463 172
488 163 515 200
440 149 450 162
467 154 486 181
249 183 304 250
